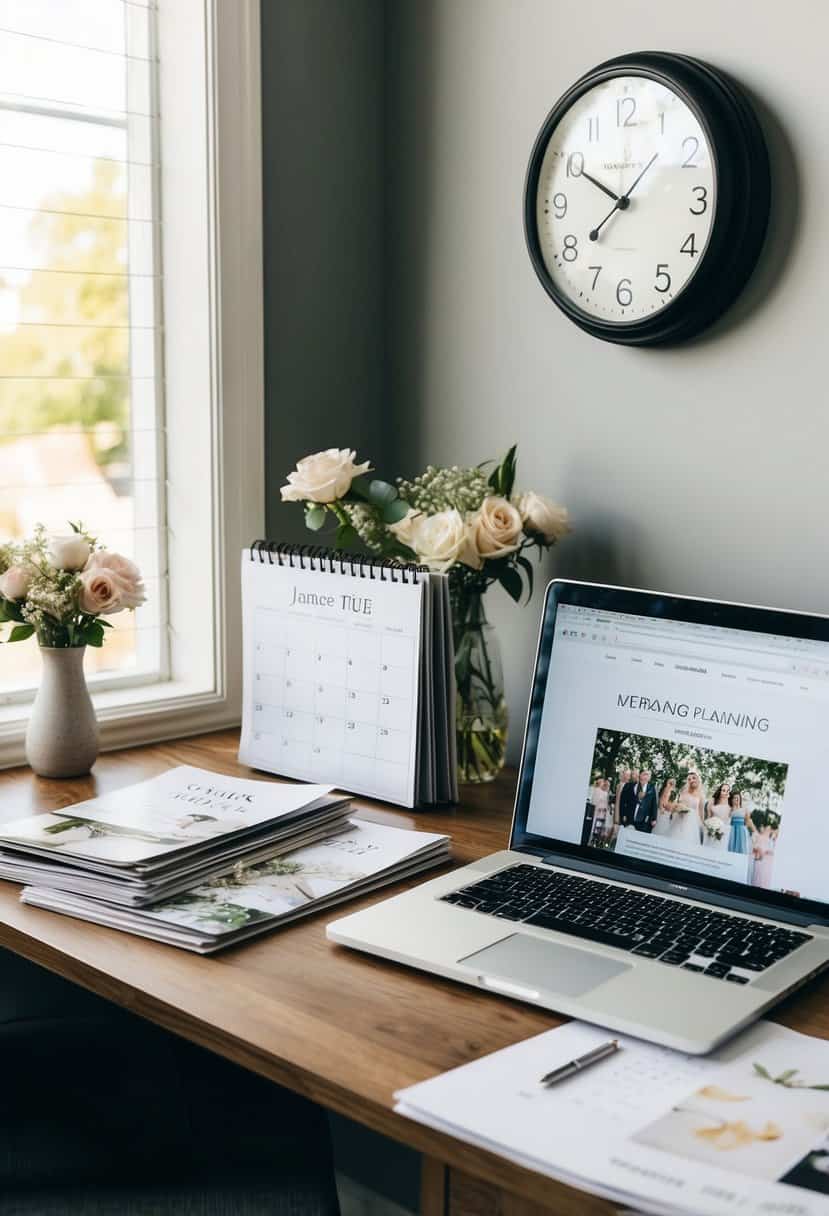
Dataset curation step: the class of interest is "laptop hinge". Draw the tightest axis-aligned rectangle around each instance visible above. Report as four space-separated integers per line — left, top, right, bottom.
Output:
514 844 825 928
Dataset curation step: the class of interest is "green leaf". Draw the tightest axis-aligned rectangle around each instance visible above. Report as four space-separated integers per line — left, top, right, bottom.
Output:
8 624 34 643
0 599 24 623
516 554 534 604
497 565 523 603
335 523 359 550
366 479 398 507
83 622 105 648
501 444 517 499
305 503 327 532
381 498 410 525
753 1063 772 1080
776 1069 799 1083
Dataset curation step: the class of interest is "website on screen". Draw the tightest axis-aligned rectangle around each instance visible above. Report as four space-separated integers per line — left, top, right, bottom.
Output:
525 604 829 904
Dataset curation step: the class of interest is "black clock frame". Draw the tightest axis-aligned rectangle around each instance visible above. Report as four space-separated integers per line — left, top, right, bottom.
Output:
523 52 771 346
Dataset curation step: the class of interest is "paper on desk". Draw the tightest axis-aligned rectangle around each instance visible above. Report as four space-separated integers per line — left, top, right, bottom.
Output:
396 1020 829 1216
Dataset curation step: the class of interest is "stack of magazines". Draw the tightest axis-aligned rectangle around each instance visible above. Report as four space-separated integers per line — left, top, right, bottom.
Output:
0 766 451 953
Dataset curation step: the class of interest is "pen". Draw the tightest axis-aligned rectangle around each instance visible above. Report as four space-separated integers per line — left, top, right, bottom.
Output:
539 1039 620 1086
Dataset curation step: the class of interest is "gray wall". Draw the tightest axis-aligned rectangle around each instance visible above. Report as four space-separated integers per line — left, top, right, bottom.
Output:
384 0 826 759
261 0 385 542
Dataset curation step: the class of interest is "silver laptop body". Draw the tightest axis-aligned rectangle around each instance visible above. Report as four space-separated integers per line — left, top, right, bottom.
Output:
328 581 829 1054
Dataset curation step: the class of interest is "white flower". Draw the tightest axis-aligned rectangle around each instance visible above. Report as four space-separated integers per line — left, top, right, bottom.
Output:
704 816 725 839
48 534 91 571
470 495 523 560
408 509 473 573
513 491 570 544
0 564 31 601
82 551 145 611
280 448 371 504
387 507 420 548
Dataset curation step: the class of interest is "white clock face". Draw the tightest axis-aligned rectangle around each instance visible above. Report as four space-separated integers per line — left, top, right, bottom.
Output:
534 75 716 323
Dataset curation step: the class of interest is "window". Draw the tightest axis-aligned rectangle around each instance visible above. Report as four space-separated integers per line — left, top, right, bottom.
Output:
0 0 165 698
0 0 264 765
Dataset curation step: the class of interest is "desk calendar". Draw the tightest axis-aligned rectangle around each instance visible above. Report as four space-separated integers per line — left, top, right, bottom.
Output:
239 544 457 808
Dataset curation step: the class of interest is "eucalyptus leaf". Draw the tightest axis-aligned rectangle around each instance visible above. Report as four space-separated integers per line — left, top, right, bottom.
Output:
349 476 372 501
381 498 410 524
305 503 327 532
8 624 34 643
367 479 398 507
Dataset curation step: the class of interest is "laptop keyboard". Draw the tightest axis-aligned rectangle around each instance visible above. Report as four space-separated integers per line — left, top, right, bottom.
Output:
440 864 812 984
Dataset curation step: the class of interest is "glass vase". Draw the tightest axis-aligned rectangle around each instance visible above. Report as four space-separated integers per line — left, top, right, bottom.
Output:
451 581 508 784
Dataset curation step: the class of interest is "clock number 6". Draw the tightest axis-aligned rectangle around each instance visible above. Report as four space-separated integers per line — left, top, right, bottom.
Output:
654 264 671 293
562 234 578 262
616 279 632 307
690 186 707 215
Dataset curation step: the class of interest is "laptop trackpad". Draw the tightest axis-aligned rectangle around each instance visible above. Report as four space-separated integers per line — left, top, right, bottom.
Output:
461 933 631 998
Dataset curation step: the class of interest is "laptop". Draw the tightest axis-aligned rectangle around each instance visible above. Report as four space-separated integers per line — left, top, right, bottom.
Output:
327 580 829 1054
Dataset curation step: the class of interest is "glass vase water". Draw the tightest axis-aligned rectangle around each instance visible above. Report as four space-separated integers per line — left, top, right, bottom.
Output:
451 581 508 784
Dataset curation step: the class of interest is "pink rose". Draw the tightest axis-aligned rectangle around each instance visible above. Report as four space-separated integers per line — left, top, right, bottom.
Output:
0 564 31 601
80 551 146 615
78 569 123 615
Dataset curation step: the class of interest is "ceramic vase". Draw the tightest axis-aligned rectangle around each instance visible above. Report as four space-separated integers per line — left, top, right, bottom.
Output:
25 646 98 778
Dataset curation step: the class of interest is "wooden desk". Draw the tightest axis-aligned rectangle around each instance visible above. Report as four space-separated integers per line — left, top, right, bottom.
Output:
1 730 827 1216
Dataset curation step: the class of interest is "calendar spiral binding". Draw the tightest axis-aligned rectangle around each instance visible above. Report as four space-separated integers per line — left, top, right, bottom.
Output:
249 540 429 583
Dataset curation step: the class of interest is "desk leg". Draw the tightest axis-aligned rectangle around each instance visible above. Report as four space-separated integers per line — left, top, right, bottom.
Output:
420 1159 612 1216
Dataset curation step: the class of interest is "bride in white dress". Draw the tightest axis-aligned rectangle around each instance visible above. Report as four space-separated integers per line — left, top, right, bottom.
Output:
653 778 676 836
670 771 705 847
703 782 732 850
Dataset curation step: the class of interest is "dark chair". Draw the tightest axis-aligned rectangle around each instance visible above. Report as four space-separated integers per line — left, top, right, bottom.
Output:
0 948 341 1215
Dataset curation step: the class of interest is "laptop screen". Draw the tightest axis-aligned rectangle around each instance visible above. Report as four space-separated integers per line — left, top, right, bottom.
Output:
514 585 829 917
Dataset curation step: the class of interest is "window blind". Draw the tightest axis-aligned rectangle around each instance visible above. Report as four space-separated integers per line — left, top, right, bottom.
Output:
0 0 165 697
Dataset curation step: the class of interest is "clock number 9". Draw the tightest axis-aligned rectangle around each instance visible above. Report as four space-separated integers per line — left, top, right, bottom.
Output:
616 279 633 307
566 151 584 178
552 192 567 219
562 234 578 262
690 186 708 215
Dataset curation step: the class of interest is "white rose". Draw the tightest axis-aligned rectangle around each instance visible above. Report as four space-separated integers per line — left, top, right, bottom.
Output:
0 564 31 601
280 448 371 504
471 495 523 560
409 509 471 573
513 491 570 543
48 534 91 571
387 507 420 548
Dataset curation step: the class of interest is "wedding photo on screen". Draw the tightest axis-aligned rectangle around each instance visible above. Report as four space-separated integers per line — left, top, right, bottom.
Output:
582 727 788 891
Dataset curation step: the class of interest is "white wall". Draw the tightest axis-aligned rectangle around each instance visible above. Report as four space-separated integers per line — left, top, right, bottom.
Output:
384 0 826 760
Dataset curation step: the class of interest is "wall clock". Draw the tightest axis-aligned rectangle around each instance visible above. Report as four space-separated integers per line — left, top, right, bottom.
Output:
523 52 771 346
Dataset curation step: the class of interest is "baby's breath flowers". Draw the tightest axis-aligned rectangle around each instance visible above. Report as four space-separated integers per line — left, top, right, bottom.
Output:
0 522 145 649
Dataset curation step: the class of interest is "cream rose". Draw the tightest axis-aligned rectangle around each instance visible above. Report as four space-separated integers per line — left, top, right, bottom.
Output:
513 491 570 543
0 564 31 601
470 495 523 560
408 509 472 573
48 534 91 571
280 448 371 504
387 507 420 549
82 551 146 611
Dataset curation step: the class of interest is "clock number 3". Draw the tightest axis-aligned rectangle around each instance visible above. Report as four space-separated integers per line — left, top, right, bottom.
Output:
690 185 708 215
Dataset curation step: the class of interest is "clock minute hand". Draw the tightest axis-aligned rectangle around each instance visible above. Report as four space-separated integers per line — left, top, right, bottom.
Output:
579 169 620 203
623 151 659 199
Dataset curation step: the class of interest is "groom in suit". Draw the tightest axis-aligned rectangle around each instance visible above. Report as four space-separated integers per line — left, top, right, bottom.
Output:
633 769 658 833
618 772 639 829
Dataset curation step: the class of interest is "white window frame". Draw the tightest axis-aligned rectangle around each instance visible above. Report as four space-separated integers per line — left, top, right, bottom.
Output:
0 0 264 767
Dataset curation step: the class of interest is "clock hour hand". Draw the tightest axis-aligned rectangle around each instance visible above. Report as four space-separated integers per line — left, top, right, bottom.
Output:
579 169 620 203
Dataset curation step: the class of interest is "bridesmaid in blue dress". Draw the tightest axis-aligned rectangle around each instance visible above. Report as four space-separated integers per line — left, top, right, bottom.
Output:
727 790 757 854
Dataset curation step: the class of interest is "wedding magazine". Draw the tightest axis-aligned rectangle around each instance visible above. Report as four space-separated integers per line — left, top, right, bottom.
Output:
20 818 452 953
0 766 352 900
396 1019 829 1216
